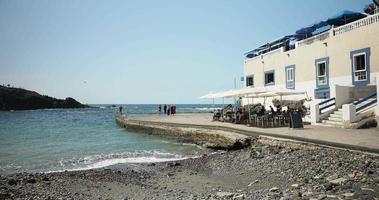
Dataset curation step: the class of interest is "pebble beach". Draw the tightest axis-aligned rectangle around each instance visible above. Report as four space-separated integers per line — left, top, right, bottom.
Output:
1 137 378 199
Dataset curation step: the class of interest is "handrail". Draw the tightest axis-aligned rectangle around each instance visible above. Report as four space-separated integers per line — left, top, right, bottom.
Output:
318 97 336 114
334 13 379 36
319 97 335 106
354 92 377 105
355 92 377 112
356 99 377 112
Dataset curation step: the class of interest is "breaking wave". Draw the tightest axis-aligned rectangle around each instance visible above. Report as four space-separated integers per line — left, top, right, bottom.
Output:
49 150 195 173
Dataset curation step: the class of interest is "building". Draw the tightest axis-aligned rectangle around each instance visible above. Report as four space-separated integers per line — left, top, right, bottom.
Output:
242 11 379 128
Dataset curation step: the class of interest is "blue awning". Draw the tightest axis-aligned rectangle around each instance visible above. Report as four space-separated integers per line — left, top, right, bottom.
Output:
295 21 330 40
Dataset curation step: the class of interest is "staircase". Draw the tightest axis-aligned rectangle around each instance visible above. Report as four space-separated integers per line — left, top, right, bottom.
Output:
320 108 343 128
317 92 377 128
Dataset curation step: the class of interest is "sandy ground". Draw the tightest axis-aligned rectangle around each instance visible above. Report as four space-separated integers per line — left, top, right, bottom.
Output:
1 137 378 200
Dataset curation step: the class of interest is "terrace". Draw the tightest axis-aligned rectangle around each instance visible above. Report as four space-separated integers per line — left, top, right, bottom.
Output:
245 11 379 60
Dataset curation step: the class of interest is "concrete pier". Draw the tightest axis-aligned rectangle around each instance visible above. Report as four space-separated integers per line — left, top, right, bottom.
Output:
117 113 379 154
116 115 253 150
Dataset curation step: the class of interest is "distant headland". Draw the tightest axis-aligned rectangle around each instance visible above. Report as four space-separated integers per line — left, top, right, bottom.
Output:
0 85 89 111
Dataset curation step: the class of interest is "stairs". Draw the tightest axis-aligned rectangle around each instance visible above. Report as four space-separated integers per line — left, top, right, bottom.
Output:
319 108 344 128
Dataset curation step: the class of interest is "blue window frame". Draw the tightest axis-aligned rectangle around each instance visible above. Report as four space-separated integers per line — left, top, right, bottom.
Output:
264 70 275 86
315 57 329 89
285 65 295 89
350 47 370 87
314 57 330 99
246 75 254 87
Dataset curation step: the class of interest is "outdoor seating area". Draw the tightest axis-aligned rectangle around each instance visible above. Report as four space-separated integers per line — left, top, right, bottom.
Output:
212 98 307 128
201 87 309 128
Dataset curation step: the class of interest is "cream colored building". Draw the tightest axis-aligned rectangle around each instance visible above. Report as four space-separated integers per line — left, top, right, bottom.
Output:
243 12 379 127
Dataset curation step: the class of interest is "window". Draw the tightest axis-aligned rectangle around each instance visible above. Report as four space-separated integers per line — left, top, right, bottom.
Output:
285 65 295 89
350 47 370 87
317 61 327 86
246 75 254 87
264 70 275 86
353 53 367 81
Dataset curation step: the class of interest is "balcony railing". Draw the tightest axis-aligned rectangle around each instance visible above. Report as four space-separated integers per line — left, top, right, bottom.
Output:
297 31 330 47
245 13 379 60
334 13 379 36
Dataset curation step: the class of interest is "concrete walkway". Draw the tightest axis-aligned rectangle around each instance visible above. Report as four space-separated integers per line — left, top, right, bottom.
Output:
127 113 379 154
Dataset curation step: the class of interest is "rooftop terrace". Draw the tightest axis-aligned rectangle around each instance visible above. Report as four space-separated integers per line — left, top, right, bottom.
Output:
245 11 379 60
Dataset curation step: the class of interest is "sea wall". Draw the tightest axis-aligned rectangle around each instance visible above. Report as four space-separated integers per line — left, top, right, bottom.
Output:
116 116 253 150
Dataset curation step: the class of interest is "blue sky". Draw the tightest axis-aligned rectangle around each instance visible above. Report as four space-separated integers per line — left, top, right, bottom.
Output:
0 0 371 104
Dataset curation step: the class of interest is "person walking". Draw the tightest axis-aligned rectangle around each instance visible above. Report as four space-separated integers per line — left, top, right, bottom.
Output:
164 104 167 114
167 105 171 115
158 104 161 113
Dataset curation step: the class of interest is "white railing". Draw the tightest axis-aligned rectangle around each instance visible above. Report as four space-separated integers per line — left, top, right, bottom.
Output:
334 13 379 35
297 31 330 47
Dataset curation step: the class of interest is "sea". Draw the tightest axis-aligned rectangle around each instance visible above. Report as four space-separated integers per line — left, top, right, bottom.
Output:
0 104 220 175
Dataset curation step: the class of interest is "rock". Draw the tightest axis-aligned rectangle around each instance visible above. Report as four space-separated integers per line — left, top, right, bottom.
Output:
290 183 299 189
7 179 17 185
26 178 36 184
302 191 313 197
361 187 374 192
232 194 245 200
216 192 234 198
324 183 333 191
374 177 379 183
326 174 338 182
329 178 347 186
269 187 279 192
42 177 49 181
342 193 354 198
313 175 322 180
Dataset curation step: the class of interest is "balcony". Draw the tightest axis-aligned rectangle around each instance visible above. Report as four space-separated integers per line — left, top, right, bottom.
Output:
333 12 379 35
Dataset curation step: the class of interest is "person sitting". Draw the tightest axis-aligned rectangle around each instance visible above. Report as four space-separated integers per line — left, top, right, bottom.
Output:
269 105 276 115
213 109 221 121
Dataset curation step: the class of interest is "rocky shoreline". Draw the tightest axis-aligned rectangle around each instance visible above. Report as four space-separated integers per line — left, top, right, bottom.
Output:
0 137 378 199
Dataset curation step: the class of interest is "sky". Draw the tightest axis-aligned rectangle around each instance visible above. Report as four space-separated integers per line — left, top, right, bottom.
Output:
0 0 372 104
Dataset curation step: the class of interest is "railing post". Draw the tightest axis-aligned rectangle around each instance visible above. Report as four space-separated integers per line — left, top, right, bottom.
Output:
342 104 356 128
311 103 320 124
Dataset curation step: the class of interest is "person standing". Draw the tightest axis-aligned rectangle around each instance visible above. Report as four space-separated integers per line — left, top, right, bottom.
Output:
167 105 171 115
119 106 123 114
164 104 167 114
158 104 161 113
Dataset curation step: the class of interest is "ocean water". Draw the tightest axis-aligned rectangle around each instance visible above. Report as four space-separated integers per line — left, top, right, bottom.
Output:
0 104 218 175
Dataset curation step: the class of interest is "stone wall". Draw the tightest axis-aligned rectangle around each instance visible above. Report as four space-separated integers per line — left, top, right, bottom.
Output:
116 116 253 150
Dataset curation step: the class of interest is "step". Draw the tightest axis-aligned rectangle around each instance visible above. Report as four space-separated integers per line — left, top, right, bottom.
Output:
322 120 343 126
333 110 343 115
316 123 344 128
327 117 343 122
330 113 342 118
